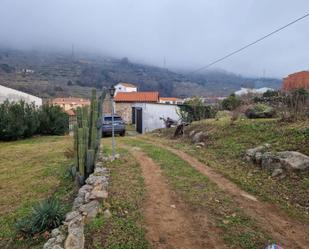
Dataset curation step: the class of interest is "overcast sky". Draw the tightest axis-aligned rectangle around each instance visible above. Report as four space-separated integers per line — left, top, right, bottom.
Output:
0 0 308 78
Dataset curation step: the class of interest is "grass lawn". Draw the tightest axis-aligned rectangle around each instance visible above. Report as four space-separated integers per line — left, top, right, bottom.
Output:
150 118 309 220
85 141 151 249
0 136 75 249
122 138 274 249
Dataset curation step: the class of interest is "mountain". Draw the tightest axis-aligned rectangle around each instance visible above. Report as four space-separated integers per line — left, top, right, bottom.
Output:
0 49 282 99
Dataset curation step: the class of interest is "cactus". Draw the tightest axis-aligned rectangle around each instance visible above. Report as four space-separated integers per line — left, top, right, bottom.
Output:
73 88 106 185
86 149 95 177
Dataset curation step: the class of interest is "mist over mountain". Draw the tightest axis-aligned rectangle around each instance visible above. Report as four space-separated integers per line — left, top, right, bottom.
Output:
0 49 281 99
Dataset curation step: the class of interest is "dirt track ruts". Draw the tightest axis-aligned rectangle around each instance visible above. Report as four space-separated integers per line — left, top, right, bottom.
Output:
127 146 227 249
142 137 309 249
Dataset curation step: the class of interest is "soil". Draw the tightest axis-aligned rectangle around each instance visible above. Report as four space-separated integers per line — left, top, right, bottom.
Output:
145 139 309 249
128 146 227 249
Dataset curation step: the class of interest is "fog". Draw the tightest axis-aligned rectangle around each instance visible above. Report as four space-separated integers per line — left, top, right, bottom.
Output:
0 0 308 77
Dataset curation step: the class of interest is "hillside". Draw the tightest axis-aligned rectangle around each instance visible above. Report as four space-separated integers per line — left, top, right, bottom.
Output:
0 49 282 99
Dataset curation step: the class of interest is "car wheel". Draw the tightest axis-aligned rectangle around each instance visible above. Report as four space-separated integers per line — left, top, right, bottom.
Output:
120 131 125 137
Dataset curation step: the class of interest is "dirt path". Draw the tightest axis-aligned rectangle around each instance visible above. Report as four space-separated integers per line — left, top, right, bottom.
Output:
142 137 309 249
126 146 227 249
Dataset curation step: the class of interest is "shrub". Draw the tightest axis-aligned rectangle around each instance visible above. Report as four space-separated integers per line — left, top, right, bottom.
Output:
0 101 69 141
178 97 217 123
245 103 275 119
0 100 39 141
38 104 69 135
221 94 242 111
15 198 64 237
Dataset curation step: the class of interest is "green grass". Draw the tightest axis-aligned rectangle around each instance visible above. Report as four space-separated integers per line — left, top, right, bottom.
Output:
122 138 273 249
149 118 309 220
0 136 76 249
84 143 151 249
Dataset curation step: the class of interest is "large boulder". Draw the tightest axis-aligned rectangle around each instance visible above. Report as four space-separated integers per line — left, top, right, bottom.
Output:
276 151 309 171
245 104 275 119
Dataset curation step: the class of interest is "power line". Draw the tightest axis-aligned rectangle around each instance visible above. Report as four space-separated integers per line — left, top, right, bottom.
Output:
188 12 309 75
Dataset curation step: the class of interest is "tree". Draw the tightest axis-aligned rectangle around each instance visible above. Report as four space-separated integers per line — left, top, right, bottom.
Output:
221 94 242 111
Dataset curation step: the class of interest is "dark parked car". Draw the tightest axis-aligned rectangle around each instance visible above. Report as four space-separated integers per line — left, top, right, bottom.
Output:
101 115 126 137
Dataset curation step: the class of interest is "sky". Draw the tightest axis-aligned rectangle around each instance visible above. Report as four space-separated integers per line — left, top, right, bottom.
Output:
0 0 308 78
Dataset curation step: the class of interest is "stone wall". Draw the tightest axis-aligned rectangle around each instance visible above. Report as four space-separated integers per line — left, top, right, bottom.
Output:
115 102 132 124
43 150 109 249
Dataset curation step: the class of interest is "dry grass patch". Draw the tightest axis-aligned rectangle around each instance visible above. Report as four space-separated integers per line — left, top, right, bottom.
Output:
0 136 75 248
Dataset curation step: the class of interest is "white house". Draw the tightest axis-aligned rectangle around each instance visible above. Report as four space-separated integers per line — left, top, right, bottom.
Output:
159 97 184 105
132 102 180 134
0 85 42 106
235 87 274 96
114 82 137 95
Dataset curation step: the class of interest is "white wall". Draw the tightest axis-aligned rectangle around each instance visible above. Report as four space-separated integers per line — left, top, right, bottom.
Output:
0 85 42 106
114 83 137 95
133 103 180 133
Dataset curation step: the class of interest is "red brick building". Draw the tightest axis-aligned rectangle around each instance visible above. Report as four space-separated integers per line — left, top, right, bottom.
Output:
283 71 309 91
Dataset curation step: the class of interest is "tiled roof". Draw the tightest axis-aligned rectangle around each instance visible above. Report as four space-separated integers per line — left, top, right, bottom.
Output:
51 97 90 105
283 71 309 90
114 92 159 102
117 82 137 88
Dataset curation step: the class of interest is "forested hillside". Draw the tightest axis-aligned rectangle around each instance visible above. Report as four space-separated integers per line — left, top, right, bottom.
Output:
0 49 281 99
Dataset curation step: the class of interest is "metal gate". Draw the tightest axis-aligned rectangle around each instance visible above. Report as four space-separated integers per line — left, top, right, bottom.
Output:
136 108 143 134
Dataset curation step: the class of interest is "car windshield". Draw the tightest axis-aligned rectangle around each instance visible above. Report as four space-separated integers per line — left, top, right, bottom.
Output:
104 117 122 122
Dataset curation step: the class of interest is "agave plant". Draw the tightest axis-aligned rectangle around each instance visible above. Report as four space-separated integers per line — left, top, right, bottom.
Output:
15 198 65 237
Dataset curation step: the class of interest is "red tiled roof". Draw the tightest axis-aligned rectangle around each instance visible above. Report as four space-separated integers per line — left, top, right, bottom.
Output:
114 92 159 102
117 82 137 88
283 71 309 91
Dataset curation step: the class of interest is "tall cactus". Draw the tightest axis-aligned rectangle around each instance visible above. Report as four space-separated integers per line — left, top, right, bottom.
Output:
73 88 106 185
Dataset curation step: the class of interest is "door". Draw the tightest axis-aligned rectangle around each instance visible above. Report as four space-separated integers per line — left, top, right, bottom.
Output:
132 107 136 124
136 108 143 134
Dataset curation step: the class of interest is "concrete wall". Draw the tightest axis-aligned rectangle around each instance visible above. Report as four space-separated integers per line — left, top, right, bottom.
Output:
114 84 137 95
133 103 180 133
0 85 42 106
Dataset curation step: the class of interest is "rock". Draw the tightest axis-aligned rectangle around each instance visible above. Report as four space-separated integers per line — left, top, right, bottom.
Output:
189 130 195 137
52 245 63 249
73 196 84 210
246 144 271 162
192 131 207 143
65 211 80 222
79 200 100 219
43 238 56 249
261 152 282 171
103 209 112 219
196 142 205 147
90 189 108 200
245 104 275 119
276 151 309 171
272 168 283 177
64 232 84 249
51 228 61 237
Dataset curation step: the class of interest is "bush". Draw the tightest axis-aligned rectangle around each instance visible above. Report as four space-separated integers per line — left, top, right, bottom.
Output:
0 100 39 141
0 101 69 141
245 103 275 119
178 97 217 123
38 104 69 135
221 94 242 111
15 198 64 237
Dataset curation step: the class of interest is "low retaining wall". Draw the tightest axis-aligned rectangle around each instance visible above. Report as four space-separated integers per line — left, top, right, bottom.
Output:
43 151 109 249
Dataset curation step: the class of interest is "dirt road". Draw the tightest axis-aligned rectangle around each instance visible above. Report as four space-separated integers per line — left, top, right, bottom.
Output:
141 137 309 249
127 146 227 249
